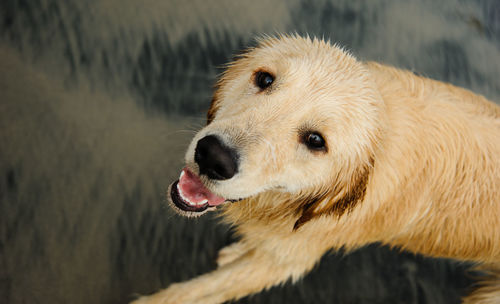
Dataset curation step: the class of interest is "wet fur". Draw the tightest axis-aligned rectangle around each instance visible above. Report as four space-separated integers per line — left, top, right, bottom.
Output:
132 36 500 304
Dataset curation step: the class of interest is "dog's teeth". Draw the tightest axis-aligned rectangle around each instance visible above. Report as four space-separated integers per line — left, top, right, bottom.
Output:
177 183 184 199
179 170 185 179
177 181 207 206
197 199 208 206
177 183 190 202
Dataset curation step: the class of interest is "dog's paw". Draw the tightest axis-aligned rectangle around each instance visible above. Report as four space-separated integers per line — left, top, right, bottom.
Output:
129 295 157 304
129 294 169 304
130 282 225 304
129 285 185 304
216 241 248 267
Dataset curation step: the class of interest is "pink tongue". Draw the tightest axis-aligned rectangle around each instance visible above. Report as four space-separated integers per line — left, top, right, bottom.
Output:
178 168 226 206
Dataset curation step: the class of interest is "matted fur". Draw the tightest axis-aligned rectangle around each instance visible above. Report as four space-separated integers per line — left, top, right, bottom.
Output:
132 35 500 304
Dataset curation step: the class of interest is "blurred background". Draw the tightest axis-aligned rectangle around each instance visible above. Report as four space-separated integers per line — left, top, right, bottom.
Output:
1 0 499 303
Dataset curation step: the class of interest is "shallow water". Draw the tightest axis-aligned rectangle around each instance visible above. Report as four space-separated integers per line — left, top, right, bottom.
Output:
1 1 499 303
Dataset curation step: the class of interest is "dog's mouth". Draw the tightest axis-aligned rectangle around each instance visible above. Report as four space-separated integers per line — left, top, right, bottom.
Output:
169 168 227 214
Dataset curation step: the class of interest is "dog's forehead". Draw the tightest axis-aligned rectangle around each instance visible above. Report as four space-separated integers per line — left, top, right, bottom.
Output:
249 37 354 71
224 41 360 99
210 37 374 131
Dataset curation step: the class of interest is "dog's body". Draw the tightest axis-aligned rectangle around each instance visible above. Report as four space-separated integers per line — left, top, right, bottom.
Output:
133 36 500 304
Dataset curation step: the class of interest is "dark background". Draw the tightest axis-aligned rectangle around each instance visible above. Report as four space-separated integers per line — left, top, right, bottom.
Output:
1 1 499 303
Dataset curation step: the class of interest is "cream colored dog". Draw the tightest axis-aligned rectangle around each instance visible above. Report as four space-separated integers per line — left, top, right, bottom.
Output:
133 35 500 304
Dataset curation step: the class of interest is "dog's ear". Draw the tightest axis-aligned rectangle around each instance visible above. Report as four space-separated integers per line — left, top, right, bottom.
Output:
207 85 221 125
293 198 320 230
207 93 219 125
293 160 373 231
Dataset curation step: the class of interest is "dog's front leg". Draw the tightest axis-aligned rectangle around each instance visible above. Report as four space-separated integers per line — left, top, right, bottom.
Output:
131 243 321 304
216 240 251 267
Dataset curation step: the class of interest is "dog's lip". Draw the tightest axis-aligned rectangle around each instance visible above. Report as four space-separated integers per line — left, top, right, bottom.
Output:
169 167 232 214
170 180 247 213
168 167 251 214
170 180 211 213
178 168 226 205
170 180 244 212
170 186 245 216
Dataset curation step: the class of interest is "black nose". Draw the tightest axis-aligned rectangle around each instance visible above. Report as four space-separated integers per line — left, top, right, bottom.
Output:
195 135 239 180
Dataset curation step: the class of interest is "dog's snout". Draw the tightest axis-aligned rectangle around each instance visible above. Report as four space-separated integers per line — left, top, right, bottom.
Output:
195 135 238 180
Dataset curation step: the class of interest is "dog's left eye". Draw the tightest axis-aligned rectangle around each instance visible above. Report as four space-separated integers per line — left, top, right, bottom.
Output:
303 132 327 151
254 71 274 90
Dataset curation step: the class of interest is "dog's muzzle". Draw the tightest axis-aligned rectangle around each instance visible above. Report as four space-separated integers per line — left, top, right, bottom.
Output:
169 167 226 214
169 135 240 215
194 135 239 180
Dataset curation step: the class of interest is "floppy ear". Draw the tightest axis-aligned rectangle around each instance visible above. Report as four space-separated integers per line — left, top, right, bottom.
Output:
293 197 322 230
207 88 220 125
293 160 373 231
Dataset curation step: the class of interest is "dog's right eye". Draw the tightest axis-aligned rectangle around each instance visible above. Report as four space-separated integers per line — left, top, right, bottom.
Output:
254 71 274 90
302 132 327 152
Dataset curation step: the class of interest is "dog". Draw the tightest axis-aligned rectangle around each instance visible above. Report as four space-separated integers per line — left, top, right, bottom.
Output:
132 35 500 304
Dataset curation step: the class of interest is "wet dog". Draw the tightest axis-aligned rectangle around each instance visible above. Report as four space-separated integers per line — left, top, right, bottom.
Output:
133 35 500 304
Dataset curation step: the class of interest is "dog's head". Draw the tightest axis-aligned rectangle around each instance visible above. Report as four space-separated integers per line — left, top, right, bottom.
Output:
169 36 383 224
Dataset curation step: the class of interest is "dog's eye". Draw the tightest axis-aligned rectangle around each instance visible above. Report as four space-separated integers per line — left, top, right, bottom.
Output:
254 71 274 90
303 132 327 151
